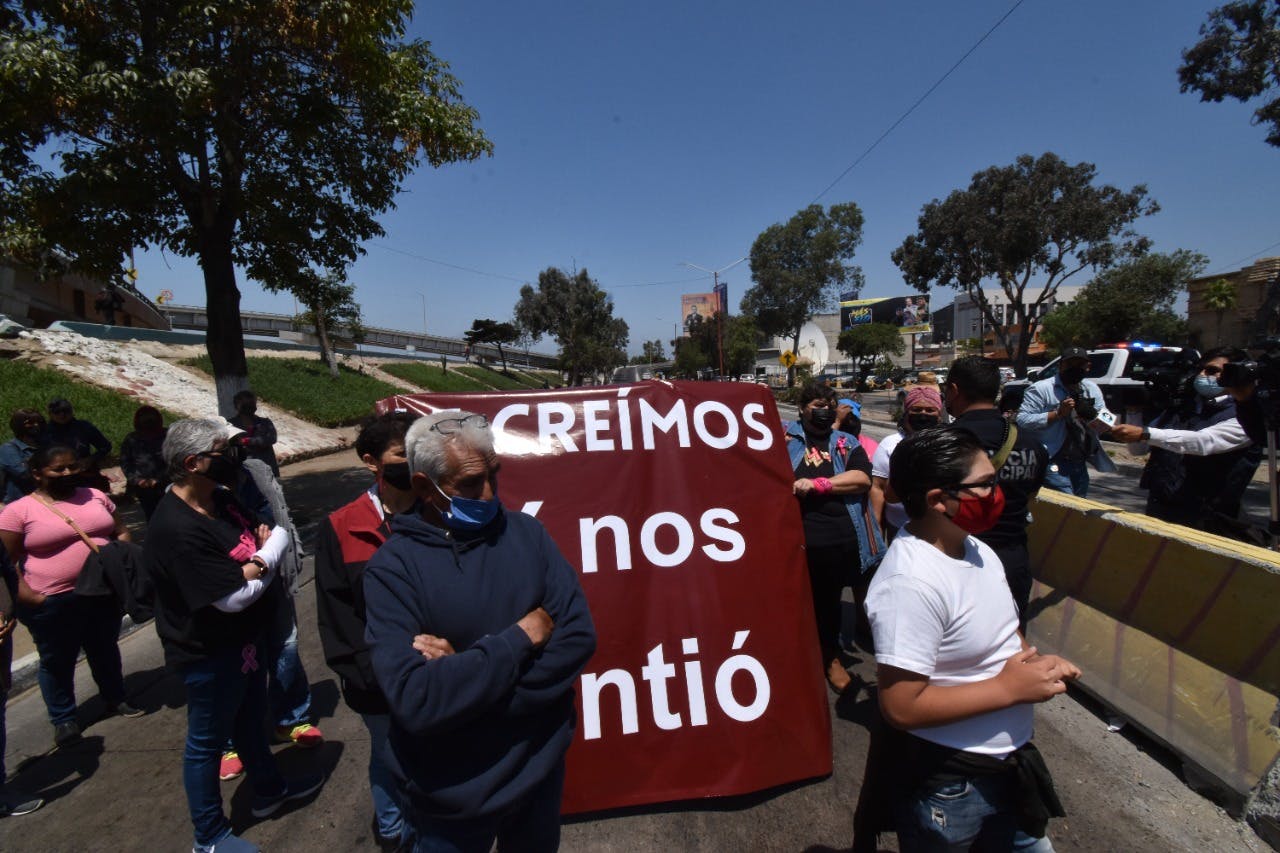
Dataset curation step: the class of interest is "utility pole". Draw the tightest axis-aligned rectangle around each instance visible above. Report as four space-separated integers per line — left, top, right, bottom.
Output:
681 257 746 378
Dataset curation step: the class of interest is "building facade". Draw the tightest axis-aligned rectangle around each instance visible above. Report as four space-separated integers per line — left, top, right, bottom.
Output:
1186 257 1280 349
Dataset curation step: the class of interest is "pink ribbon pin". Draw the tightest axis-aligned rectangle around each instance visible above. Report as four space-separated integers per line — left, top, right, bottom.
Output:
241 643 259 674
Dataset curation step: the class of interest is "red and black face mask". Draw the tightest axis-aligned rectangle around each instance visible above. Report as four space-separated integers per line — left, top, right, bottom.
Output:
943 484 1006 534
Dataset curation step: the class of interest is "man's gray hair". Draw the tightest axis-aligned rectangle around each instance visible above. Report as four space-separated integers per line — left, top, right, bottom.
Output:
405 410 495 483
163 418 226 481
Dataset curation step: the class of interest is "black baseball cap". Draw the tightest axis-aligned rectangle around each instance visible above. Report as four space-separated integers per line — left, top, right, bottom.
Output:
1060 347 1089 364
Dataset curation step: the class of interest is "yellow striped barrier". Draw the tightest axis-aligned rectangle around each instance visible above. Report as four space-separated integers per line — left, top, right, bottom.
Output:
1026 489 1280 803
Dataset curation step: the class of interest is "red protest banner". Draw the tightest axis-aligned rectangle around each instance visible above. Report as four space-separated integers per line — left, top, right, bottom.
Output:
376 380 832 813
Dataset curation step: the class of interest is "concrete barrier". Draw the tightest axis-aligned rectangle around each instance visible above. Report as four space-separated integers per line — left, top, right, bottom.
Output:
1026 489 1280 845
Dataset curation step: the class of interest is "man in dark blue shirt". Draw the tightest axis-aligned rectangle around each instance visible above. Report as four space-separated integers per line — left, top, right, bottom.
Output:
364 410 596 852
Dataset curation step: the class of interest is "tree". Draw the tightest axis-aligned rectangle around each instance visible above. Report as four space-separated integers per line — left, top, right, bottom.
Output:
1039 251 1204 349
837 323 906 373
464 318 520 373
514 267 629 385
283 268 363 379
892 153 1158 378
1179 1 1280 147
630 339 667 365
742 203 865 385
672 316 713 379
1203 277 1240 345
723 315 761 378
0 3 491 414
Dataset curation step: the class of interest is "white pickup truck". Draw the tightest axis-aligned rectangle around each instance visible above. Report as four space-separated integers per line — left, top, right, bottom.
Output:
1000 345 1201 424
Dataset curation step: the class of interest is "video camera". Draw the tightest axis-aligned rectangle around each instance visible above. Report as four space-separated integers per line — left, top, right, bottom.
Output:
1219 337 1280 396
1137 348 1202 417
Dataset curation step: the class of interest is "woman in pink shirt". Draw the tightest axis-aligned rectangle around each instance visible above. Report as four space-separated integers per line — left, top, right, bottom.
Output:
0 444 143 747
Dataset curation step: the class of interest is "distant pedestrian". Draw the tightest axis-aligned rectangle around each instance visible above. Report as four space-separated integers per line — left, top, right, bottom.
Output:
316 412 419 850
227 391 280 478
1 409 44 503
144 419 323 853
120 405 169 520
0 445 143 748
43 398 112 492
93 285 124 324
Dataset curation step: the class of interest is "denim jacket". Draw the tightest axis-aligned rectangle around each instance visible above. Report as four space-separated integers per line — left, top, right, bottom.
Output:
784 421 887 573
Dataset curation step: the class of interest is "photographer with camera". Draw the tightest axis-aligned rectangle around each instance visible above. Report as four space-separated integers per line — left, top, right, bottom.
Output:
1109 348 1261 539
1016 347 1117 497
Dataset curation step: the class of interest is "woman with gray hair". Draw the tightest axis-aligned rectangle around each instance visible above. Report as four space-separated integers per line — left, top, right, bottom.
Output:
144 418 323 853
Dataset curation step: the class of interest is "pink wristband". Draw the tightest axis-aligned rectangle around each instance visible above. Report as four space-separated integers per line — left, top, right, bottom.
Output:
813 477 833 495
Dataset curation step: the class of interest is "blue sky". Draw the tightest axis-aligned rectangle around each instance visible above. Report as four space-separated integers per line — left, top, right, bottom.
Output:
135 0 1280 356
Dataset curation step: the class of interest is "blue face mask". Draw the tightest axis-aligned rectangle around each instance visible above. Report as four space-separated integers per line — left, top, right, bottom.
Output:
431 480 501 532
1193 374 1221 399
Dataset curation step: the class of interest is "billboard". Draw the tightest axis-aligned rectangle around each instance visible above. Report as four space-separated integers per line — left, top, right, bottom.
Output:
377 382 832 814
840 295 932 336
681 292 720 335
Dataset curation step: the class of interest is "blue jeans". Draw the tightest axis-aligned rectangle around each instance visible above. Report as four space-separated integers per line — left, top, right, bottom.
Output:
361 712 405 841
20 592 126 725
267 596 312 728
898 774 1055 853
406 759 565 853
1043 458 1089 498
182 641 286 847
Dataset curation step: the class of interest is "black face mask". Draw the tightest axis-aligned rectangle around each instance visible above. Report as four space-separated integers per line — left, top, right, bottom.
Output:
381 462 412 492
198 454 241 487
1060 367 1087 386
807 407 836 432
844 416 862 438
45 474 83 499
907 414 941 432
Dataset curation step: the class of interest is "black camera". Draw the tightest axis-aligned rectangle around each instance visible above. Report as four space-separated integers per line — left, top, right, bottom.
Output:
1219 337 1280 392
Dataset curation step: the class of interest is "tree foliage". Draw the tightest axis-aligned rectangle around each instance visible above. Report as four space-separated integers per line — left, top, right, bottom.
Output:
1203 277 1240 345
464 318 520 372
284 268 363 379
514 267 629 385
1037 251 1203 350
742 203 865 383
837 323 906 371
723 314 761 378
1179 0 1280 146
0 2 491 413
629 339 668 365
891 153 1158 377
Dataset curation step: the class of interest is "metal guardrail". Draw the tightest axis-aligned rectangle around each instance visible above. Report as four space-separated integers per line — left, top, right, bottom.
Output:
161 304 559 368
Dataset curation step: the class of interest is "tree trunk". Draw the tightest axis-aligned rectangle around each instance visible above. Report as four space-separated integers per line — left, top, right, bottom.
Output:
200 241 250 418
315 312 340 379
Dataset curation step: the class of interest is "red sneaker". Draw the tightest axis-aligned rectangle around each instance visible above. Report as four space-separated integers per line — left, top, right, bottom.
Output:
274 723 324 748
219 751 244 781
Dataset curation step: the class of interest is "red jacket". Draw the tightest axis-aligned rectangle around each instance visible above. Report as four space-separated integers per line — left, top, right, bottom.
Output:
314 491 391 714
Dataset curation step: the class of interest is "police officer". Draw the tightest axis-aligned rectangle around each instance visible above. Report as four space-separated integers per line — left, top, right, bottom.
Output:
943 356 1048 626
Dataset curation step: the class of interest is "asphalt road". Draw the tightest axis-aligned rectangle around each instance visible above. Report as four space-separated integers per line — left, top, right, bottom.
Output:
0 446 1266 852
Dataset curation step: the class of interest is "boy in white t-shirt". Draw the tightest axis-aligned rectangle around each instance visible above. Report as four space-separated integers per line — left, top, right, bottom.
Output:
864 427 1080 852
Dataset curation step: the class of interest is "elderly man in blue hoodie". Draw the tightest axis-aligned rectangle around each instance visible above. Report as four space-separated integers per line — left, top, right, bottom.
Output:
363 409 597 853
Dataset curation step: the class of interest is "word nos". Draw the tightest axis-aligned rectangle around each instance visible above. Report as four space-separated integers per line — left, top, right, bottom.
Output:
580 630 770 740
492 387 775 455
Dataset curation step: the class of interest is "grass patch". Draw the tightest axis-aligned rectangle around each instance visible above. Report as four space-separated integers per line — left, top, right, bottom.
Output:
380 362 491 392
0 358 183 460
183 355 401 427
525 369 564 387
454 365 532 391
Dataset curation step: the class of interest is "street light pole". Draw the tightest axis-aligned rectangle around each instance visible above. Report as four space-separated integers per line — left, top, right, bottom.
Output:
680 257 746 378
